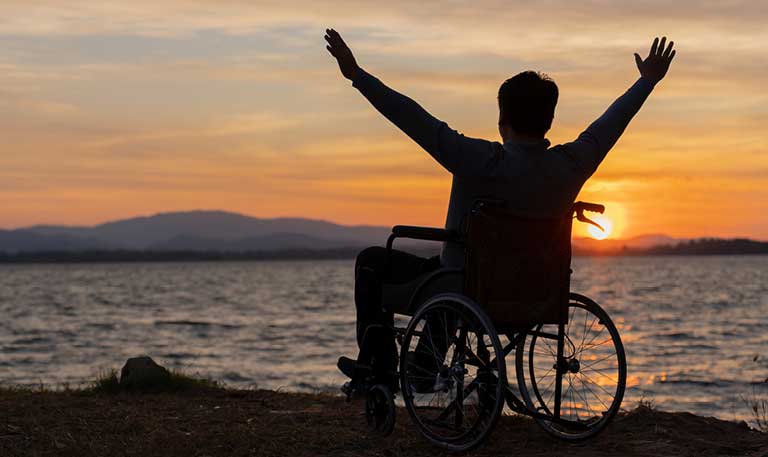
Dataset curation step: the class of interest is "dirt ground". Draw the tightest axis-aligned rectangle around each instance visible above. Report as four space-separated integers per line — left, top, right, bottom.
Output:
1 388 767 457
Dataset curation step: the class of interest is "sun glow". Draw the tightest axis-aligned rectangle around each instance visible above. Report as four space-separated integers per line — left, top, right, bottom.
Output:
587 215 614 240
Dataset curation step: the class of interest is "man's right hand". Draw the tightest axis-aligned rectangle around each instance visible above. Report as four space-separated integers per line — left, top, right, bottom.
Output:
325 28 361 81
634 37 676 84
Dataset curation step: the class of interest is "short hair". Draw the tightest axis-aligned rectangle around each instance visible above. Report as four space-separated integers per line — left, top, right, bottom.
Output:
497 71 558 138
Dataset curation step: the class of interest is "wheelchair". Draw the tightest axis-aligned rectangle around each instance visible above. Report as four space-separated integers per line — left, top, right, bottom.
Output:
345 200 626 452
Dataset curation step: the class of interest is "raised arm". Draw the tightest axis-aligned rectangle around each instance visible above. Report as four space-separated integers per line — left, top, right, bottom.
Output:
324 28 500 176
565 37 676 176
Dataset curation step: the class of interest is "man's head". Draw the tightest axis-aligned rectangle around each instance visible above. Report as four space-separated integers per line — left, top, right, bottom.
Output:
497 71 558 140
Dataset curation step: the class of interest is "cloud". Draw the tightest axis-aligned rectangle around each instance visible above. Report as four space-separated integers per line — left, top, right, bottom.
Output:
0 1 766 237
0 1 765 38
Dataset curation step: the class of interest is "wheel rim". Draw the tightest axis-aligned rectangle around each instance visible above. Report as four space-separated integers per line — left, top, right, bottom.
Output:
401 295 505 451
516 295 626 439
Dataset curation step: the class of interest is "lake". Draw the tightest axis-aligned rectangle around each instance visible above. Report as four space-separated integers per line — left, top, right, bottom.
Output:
1 256 766 423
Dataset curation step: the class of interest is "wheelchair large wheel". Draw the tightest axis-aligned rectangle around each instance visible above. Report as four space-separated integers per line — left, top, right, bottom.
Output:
400 293 506 452
515 293 626 440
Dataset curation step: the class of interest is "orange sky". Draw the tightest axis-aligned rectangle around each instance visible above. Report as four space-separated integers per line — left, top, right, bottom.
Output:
0 1 766 239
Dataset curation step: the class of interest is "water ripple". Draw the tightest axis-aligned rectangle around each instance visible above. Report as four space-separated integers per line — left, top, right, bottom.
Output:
0 256 766 423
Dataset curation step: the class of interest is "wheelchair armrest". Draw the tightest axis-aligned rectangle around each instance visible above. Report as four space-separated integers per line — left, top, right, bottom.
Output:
390 225 461 242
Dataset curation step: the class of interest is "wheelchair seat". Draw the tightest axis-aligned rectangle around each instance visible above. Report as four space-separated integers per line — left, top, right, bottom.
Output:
381 267 463 315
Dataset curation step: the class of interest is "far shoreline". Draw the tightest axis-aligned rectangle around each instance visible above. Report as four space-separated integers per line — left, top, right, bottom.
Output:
1 246 768 265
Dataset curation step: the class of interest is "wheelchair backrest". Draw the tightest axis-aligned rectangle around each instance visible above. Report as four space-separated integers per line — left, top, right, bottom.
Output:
463 201 572 328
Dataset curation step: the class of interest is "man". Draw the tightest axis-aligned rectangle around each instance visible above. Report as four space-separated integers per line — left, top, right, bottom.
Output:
324 28 675 388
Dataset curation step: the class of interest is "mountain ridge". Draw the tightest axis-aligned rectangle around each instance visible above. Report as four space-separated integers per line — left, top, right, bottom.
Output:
2 210 765 255
6 210 391 252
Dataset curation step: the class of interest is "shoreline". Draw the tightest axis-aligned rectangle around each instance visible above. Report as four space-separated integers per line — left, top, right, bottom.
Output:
1 385 766 457
1 250 767 265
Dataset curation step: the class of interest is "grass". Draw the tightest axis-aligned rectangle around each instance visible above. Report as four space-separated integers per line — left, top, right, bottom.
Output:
91 368 222 394
748 394 768 432
1 368 222 397
744 354 768 432
636 396 656 411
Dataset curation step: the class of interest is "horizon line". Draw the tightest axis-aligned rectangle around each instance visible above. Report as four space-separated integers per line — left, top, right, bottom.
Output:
2 208 767 242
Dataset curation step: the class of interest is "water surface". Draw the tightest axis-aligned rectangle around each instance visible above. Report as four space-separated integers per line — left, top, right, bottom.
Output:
1 256 766 422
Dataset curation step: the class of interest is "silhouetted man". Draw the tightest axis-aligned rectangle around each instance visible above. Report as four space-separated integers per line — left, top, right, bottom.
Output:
325 28 675 387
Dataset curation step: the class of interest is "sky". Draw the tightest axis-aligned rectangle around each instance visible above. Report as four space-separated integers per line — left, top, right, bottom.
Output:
0 0 766 240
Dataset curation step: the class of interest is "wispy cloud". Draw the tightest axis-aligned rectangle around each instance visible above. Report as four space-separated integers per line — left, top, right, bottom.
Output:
0 1 766 238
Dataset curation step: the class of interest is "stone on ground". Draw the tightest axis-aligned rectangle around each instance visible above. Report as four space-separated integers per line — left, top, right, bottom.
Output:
119 356 170 391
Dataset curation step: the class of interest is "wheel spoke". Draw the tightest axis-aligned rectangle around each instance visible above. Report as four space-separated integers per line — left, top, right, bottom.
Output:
578 324 606 356
576 372 612 411
581 336 613 351
577 371 616 399
582 366 619 384
580 352 617 370
402 299 504 449
520 300 625 440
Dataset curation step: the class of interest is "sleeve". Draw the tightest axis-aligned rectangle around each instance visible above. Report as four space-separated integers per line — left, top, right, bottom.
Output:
352 68 501 176
562 77 656 177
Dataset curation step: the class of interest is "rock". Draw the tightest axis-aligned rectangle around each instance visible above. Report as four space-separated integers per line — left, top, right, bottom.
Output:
119 356 170 391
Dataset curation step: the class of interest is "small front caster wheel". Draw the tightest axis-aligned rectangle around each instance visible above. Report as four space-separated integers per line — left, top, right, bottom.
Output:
365 384 396 437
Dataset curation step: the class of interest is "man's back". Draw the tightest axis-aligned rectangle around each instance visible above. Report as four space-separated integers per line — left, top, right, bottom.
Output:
325 29 676 267
442 139 586 266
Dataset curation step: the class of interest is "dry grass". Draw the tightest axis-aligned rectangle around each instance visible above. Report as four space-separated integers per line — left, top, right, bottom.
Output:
1 383 767 457
744 354 768 432
745 386 768 433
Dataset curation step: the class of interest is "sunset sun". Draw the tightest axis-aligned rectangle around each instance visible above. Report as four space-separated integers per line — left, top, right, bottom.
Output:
587 214 614 240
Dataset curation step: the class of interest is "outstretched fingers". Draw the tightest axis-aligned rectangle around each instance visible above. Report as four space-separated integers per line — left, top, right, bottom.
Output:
324 29 336 47
324 27 360 81
325 28 350 54
649 37 659 56
663 40 675 59
636 36 676 83
326 29 344 47
648 36 675 61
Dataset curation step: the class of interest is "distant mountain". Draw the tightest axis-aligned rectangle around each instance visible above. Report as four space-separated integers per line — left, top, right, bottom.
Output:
0 230 107 252
151 233 359 251
2 211 392 253
572 237 768 256
645 238 768 255
22 211 391 250
2 211 766 260
572 234 681 254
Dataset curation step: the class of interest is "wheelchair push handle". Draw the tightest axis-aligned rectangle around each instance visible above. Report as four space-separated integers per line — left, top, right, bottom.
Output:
572 201 606 232
573 201 605 214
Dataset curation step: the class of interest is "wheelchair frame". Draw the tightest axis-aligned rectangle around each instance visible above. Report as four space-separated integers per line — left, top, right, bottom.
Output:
350 201 626 451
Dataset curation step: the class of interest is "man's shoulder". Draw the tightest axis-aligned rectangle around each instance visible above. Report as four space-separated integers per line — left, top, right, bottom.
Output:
540 143 591 175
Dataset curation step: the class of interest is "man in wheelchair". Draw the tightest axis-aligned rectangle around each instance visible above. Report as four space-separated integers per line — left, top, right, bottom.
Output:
325 29 675 401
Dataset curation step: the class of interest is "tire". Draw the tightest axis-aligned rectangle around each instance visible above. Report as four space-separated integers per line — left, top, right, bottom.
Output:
365 384 396 437
515 293 626 440
400 293 506 452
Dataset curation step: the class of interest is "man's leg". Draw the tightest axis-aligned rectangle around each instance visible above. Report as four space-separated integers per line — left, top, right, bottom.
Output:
349 246 439 384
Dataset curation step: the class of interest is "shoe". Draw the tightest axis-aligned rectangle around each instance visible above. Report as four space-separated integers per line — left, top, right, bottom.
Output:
337 356 357 379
